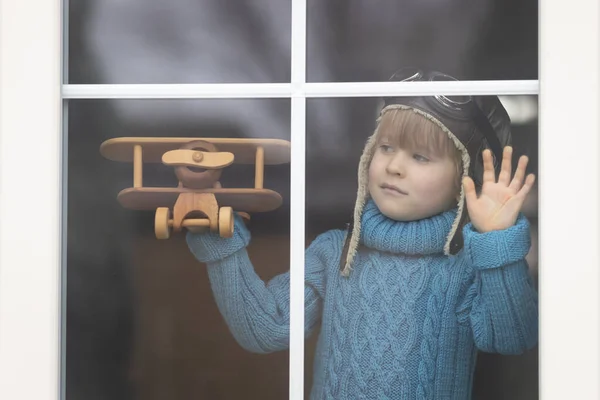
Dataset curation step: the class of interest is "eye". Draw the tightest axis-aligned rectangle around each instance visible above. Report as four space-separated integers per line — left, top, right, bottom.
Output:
379 144 394 153
413 153 430 162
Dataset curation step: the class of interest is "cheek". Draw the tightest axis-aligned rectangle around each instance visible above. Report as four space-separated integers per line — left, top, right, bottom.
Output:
436 172 460 199
415 170 456 196
368 158 380 182
417 180 443 197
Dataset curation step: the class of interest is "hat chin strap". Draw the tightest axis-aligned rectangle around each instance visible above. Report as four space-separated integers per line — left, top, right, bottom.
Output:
340 104 471 277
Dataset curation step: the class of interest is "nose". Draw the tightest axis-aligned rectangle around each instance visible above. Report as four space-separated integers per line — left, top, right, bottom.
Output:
385 152 407 176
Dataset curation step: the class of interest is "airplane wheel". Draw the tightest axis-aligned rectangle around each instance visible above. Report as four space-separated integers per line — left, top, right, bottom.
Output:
219 207 234 238
155 207 171 239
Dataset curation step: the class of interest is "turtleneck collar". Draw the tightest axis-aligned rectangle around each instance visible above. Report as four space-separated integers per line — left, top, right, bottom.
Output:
359 199 458 256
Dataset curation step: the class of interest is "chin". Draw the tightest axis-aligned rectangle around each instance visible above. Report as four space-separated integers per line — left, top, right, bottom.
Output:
375 203 418 222
375 200 441 222
387 211 423 222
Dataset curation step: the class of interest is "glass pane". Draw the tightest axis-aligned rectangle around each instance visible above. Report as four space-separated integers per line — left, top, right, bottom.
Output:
305 95 538 399
307 0 537 81
68 1 291 84
66 99 291 399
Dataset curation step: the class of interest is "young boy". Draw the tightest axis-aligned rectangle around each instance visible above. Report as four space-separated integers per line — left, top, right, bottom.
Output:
186 68 538 399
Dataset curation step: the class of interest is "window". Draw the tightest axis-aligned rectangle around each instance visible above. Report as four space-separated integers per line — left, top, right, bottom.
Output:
0 1 598 399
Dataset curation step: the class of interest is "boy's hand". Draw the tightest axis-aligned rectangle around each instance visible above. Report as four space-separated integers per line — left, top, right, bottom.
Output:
463 146 535 233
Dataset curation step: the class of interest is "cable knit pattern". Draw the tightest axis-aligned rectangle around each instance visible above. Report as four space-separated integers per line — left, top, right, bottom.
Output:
417 255 450 400
186 201 539 399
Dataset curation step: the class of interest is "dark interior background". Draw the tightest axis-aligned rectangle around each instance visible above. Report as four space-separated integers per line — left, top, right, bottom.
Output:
66 1 538 399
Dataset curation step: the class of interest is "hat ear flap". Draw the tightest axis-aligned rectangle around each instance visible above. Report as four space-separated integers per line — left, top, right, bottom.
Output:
474 96 512 148
469 96 513 188
340 109 385 276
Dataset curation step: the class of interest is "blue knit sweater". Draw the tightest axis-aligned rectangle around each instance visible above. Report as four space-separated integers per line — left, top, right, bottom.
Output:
186 200 538 399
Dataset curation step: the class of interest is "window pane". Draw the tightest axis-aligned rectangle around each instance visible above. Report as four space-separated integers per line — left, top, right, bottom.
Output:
68 1 291 83
305 95 538 399
66 99 291 399
307 0 537 82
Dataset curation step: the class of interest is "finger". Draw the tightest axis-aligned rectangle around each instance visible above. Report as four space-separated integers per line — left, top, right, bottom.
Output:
482 149 495 183
498 146 513 186
513 174 535 204
463 176 478 206
515 173 536 201
509 155 530 192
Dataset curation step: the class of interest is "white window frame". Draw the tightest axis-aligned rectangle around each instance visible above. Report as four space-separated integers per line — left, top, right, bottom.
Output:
0 0 598 399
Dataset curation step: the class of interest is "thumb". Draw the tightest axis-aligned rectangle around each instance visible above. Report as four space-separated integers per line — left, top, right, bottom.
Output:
462 177 478 206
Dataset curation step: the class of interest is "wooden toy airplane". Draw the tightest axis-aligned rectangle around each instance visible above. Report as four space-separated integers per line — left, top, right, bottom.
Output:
100 137 290 239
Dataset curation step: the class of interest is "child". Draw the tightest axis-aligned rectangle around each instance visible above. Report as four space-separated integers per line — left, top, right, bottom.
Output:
186 68 539 399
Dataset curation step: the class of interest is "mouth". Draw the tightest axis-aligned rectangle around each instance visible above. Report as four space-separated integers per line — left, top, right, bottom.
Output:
381 183 408 195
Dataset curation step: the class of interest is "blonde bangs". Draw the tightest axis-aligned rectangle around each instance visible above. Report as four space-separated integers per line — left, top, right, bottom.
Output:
376 107 464 192
377 108 457 159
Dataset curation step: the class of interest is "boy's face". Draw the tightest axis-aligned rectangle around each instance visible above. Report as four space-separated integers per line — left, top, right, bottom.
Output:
368 137 460 221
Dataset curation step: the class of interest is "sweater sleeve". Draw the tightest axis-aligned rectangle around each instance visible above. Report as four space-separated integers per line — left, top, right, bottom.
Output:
185 213 333 354
460 213 539 355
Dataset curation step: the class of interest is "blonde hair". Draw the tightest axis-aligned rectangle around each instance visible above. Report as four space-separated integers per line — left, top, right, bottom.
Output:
375 108 463 195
